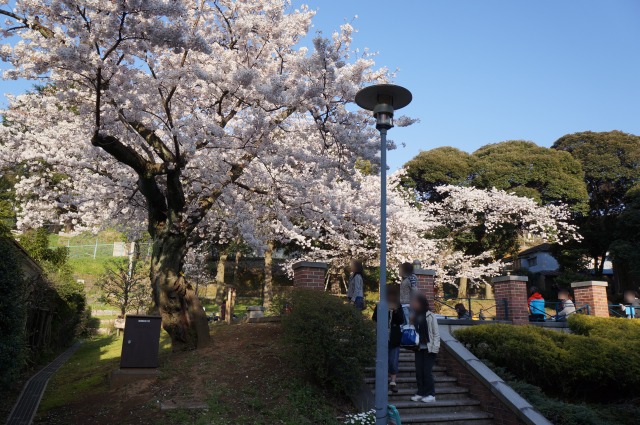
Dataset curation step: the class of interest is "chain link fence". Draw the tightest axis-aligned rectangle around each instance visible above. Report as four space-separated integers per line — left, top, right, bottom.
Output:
59 240 152 259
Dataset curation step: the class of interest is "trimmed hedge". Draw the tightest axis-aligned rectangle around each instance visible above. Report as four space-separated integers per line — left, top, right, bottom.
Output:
282 289 375 395
454 317 640 401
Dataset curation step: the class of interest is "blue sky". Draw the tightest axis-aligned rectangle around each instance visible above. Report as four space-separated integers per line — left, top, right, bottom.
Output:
2 1 639 170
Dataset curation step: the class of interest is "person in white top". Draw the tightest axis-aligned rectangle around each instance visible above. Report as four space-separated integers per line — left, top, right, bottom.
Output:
347 260 365 310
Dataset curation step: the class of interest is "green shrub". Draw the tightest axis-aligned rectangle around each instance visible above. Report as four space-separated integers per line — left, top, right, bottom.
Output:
282 289 375 396
0 234 27 389
454 321 640 401
568 314 640 340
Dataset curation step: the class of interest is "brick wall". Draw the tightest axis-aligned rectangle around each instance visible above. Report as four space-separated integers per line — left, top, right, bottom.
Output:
415 269 436 307
492 276 528 325
292 262 328 290
571 281 609 317
439 349 525 425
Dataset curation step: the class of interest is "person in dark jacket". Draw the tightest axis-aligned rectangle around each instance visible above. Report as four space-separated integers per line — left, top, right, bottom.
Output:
410 293 440 403
373 285 404 392
454 303 471 320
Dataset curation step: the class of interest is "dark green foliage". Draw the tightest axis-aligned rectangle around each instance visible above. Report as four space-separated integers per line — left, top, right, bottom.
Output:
472 141 588 212
282 289 375 395
403 141 589 212
609 185 640 290
487 362 632 425
403 147 473 200
553 130 640 276
0 230 27 389
19 228 86 357
454 317 640 401
553 131 640 217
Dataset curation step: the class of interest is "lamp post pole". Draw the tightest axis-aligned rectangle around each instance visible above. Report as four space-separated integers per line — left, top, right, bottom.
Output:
355 84 412 425
376 126 389 425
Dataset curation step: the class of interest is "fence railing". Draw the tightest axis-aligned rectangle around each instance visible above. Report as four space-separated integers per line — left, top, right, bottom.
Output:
608 304 639 318
434 297 504 321
57 240 152 259
529 301 590 322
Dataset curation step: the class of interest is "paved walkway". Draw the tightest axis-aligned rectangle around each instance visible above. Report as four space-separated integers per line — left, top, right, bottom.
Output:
6 342 81 425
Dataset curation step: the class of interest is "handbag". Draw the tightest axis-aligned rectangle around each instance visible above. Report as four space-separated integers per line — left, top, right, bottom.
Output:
387 404 402 425
400 324 419 347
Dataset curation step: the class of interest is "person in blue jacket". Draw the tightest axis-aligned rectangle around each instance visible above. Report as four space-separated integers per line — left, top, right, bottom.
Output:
528 286 546 322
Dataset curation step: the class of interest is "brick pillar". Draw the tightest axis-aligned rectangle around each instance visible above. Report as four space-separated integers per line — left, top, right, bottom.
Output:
491 275 529 325
415 269 436 307
292 262 328 290
571 281 609 317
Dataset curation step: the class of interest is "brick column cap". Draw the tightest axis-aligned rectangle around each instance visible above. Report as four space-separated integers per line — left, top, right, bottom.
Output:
491 275 528 283
415 268 436 276
292 261 328 270
571 280 608 288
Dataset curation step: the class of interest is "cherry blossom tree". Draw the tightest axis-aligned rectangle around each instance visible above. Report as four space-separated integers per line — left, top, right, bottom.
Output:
287 171 580 290
0 0 389 349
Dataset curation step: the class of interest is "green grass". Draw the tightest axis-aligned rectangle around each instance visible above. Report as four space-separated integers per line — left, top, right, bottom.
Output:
164 380 339 425
69 257 109 278
50 229 127 247
201 297 262 318
39 332 172 412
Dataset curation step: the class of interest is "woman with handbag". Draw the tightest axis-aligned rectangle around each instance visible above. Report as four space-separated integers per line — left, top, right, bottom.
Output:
410 293 440 403
372 285 404 392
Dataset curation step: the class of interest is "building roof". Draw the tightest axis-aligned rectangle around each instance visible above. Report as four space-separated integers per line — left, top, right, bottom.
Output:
518 243 552 257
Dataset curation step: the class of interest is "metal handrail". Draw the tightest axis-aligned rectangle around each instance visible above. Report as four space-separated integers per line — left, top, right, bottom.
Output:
608 304 638 318
433 297 502 320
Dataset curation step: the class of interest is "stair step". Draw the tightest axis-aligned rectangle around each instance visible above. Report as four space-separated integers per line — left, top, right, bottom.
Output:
389 386 469 400
365 376 456 384
365 366 447 378
365 376 457 390
399 411 494 425
366 366 446 373
391 398 481 415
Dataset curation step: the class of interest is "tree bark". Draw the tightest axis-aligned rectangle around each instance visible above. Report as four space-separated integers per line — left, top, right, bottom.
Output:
150 234 209 351
458 277 468 299
263 241 274 309
485 282 494 299
216 254 228 284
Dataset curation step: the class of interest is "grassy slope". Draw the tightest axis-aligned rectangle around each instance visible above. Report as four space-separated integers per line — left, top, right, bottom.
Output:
35 323 345 425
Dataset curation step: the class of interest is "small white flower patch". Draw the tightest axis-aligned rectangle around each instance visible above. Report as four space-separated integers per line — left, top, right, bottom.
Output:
343 409 376 425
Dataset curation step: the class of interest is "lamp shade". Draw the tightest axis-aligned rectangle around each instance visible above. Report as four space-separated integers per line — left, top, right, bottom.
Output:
354 84 412 112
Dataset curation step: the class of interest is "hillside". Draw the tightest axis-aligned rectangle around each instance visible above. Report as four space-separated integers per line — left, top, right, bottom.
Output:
35 323 347 425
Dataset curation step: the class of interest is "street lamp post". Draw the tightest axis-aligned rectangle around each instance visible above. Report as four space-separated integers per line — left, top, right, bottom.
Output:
355 84 412 425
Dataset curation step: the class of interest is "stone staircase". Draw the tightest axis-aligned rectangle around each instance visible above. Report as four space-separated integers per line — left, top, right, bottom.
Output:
364 350 494 425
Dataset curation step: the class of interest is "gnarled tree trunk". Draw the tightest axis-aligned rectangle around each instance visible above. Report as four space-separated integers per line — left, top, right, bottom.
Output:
150 234 209 351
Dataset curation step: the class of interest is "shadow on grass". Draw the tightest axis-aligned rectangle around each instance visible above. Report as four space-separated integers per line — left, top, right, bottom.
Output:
38 331 172 414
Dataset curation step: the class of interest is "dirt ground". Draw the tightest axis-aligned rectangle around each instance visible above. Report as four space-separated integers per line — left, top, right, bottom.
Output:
35 323 347 425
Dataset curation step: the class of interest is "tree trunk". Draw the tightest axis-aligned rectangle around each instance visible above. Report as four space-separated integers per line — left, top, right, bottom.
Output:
598 252 607 276
150 234 209 351
485 282 494 299
263 241 274 309
233 251 241 287
458 277 468 299
216 254 228 284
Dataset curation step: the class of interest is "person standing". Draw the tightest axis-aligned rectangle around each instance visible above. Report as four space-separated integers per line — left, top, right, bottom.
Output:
410 293 440 403
347 260 365 310
399 262 418 324
399 262 418 305
372 285 404 393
